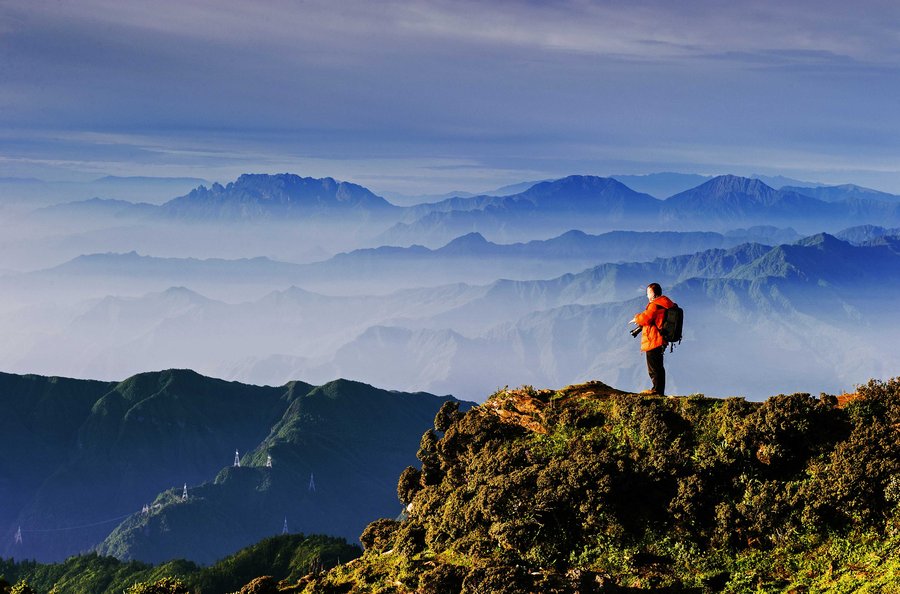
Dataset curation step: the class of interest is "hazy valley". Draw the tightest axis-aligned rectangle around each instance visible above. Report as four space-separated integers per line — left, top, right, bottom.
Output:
1 172 898 401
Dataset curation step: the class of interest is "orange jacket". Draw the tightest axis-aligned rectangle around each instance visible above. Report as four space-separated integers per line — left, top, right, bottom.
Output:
634 295 675 352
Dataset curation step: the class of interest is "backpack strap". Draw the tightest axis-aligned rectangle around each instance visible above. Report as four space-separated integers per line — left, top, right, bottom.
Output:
653 302 667 330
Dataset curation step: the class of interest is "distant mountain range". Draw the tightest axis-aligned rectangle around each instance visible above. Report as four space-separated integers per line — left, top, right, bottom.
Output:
403 175 658 218
160 174 400 220
28 173 900 242
1 176 209 207
37 197 160 219
834 224 900 243
325 233 897 399
6 232 897 401
382 174 900 245
30 173 400 223
378 179 547 206
18 227 800 295
609 172 822 198
782 184 900 203
0 370 460 563
393 175 660 231
225 232 899 397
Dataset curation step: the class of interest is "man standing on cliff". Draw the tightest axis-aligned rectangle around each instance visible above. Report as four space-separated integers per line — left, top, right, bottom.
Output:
630 283 675 396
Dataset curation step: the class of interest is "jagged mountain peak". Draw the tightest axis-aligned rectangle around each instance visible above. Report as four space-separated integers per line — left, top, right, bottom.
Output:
162 173 397 218
555 229 590 240
200 173 343 193
524 174 634 196
260 285 329 305
695 174 777 196
493 174 662 215
228 173 342 194
155 285 210 301
796 232 848 249
71 250 144 262
443 231 488 245
437 232 496 254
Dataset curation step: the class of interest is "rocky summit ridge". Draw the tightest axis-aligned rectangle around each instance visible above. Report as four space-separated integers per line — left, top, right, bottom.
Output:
299 377 900 593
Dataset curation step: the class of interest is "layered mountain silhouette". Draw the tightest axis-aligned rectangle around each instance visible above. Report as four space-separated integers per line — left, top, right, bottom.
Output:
383 174 900 245
29 174 400 224
835 224 900 244
34 198 159 220
22 228 799 295
385 176 662 245
660 176 823 225
282 233 898 398
29 173 900 244
785 183 900 203
8 232 894 401
401 175 659 221
0 370 460 563
160 174 400 220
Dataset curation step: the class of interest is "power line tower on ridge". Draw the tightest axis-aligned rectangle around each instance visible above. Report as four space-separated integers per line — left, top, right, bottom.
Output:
309 472 316 493
234 449 241 468
282 516 289 534
14 526 22 545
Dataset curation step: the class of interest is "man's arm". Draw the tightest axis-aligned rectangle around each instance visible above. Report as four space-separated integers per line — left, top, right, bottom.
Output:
633 303 661 327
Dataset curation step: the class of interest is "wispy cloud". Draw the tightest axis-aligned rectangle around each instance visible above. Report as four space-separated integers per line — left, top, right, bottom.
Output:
2 0 900 192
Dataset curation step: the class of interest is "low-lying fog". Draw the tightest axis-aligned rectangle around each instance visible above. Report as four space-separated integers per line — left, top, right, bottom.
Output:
1 178 896 402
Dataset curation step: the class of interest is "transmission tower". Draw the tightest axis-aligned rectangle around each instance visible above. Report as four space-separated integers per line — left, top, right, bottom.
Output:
266 454 273 468
282 516 289 534
309 472 316 493
233 449 241 467
14 526 22 544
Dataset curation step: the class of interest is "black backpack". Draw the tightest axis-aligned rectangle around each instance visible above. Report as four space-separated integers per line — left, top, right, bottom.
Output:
659 302 683 349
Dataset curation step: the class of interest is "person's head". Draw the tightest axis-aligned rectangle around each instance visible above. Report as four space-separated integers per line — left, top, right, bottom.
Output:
647 283 662 301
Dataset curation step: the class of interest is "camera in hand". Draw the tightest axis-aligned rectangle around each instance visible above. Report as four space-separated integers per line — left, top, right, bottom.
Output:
630 325 642 338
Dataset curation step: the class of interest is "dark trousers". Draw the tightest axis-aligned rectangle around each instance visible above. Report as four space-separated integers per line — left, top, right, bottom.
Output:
646 346 665 396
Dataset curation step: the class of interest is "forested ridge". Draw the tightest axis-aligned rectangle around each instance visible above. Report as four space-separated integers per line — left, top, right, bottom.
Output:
0 534 358 594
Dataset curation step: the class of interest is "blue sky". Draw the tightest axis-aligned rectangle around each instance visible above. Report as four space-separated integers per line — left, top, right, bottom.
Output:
1 0 899 194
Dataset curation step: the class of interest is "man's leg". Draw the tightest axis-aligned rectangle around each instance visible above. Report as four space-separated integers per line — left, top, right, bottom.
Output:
646 346 665 395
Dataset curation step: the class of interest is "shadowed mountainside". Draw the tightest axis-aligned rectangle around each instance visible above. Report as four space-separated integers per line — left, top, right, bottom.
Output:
1 533 360 594
0 370 462 563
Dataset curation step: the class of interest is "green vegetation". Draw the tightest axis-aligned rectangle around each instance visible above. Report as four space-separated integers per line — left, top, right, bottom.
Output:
0 534 359 594
95 378 459 565
7 378 900 592
297 378 900 592
0 370 454 564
